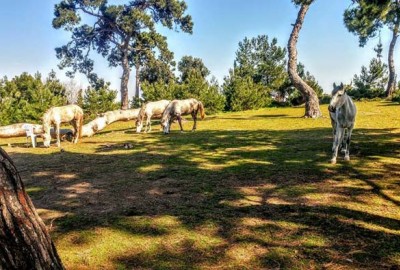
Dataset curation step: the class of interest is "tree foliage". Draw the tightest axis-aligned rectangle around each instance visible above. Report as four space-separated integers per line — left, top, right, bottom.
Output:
344 0 400 97
223 71 271 111
178 55 210 82
81 81 119 120
53 0 193 109
348 43 389 99
0 72 67 125
344 0 396 46
141 55 225 114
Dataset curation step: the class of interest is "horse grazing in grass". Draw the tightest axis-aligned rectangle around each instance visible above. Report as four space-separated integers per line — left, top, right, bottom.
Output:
136 100 170 133
161 98 205 134
328 83 357 164
42 104 84 147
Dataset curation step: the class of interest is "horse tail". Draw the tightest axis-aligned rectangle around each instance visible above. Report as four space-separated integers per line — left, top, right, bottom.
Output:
198 101 205 119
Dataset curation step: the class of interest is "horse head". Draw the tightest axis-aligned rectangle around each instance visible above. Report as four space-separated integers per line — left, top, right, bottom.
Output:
328 83 346 113
135 119 143 133
160 117 170 134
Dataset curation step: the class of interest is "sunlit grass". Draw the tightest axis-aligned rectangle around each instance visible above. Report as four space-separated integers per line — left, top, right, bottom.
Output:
2 101 400 269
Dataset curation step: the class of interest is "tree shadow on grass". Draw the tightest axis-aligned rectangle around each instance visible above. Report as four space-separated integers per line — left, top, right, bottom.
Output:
5 127 400 269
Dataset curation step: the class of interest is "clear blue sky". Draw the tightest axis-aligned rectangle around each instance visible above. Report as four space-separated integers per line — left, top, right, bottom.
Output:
0 0 393 98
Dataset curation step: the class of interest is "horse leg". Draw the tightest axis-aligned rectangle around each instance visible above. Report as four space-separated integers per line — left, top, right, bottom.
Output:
147 117 152 132
191 111 197 131
331 127 343 164
177 114 184 132
344 126 354 161
56 123 61 148
73 118 80 143
143 115 148 133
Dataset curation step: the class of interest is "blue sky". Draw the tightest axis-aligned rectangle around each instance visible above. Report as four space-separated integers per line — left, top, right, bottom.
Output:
0 0 393 97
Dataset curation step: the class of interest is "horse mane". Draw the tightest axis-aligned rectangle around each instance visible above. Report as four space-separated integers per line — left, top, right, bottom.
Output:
161 102 174 122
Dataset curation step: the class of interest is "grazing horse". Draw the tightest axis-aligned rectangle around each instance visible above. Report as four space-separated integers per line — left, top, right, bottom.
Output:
136 100 170 133
42 104 84 147
161 98 205 134
328 83 357 164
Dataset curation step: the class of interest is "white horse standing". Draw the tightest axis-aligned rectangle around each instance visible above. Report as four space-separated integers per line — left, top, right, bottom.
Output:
136 100 170 133
328 83 357 164
161 98 205 134
42 104 84 147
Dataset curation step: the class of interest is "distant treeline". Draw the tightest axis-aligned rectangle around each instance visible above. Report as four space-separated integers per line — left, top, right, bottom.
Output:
0 36 397 126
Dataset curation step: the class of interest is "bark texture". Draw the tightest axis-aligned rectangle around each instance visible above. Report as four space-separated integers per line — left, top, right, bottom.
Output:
120 50 131 110
135 62 141 99
288 3 322 118
0 147 64 270
386 26 398 98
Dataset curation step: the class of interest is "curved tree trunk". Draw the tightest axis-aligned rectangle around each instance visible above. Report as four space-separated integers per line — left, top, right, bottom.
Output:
386 25 399 98
0 147 64 270
120 51 131 110
287 3 322 118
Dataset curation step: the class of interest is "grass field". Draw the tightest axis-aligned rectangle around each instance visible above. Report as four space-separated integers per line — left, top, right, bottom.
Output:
1 101 400 269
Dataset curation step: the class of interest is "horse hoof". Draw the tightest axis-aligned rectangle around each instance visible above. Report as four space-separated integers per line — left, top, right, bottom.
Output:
344 156 350 161
330 159 337 165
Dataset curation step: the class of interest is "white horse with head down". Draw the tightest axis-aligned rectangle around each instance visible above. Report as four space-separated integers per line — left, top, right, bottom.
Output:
328 83 357 164
161 98 205 134
135 100 170 133
42 104 84 147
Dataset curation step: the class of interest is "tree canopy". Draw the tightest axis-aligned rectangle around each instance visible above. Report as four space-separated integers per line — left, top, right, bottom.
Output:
53 0 193 109
344 0 400 96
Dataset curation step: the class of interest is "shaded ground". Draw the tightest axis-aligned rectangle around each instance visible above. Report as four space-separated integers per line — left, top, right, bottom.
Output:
1 101 399 269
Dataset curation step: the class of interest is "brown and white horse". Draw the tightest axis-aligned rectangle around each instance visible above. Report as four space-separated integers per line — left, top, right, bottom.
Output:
160 98 205 134
42 104 84 147
136 100 170 133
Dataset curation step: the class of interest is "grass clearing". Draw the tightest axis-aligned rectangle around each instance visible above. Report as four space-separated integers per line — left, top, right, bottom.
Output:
2 101 400 269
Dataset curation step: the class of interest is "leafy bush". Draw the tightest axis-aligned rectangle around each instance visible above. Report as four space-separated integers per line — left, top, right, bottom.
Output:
0 71 67 125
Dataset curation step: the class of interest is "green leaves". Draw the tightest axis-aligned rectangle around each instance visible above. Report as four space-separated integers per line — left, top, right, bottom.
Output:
0 72 67 125
344 0 395 46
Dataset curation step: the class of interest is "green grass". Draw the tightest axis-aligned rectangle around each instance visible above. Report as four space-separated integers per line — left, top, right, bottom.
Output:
2 101 400 269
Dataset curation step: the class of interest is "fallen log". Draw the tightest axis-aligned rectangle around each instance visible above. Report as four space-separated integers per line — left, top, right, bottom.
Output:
81 116 108 137
81 109 140 137
102 108 140 124
0 123 43 138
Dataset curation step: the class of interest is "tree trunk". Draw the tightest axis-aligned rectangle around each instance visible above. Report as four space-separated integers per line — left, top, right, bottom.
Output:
135 62 140 99
287 3 322 118
120 52 131 110
0 147 64 270
386 25 398 98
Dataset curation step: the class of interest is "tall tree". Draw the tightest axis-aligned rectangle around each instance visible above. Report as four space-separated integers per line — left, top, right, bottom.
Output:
234 35 287 89
344 0 400 97
178 56 210 82
287 0 322 118
349 41 389 99
0 147 64 269
53 0 193 109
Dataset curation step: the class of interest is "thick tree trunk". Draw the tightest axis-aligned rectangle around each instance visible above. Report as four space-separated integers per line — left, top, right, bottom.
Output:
386 26 398 98
287 3 322 118
120 52 131 110
135 62 140 99
0 147 64 269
